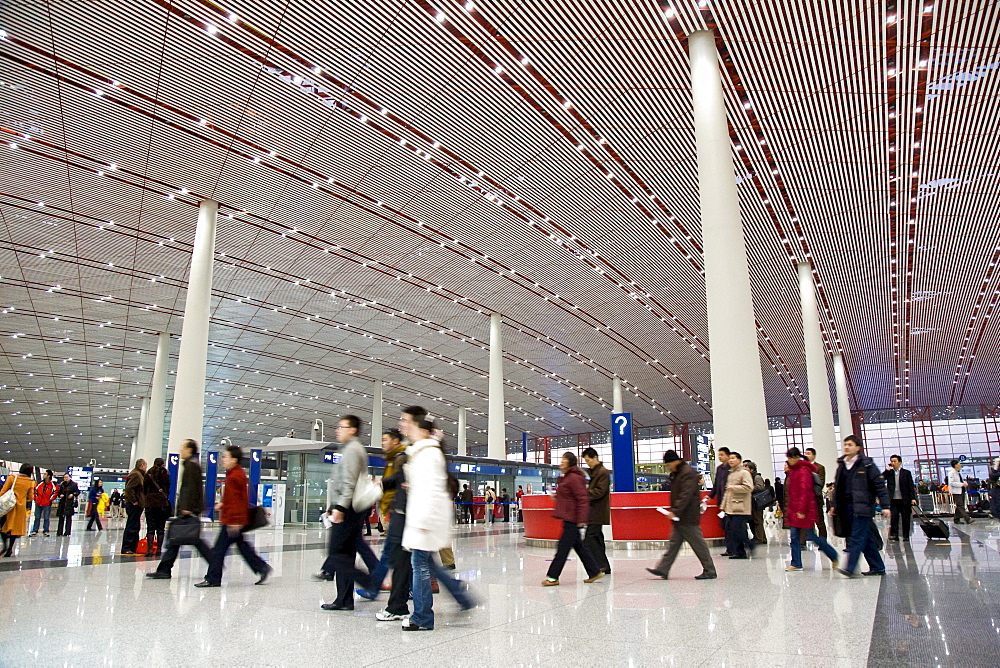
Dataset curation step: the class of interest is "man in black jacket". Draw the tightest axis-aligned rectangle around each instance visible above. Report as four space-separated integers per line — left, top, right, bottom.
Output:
582 447 612 574
832 435 891 577
885 454 917 542
707 447 731 556
647 451 716 581
147 440 214 579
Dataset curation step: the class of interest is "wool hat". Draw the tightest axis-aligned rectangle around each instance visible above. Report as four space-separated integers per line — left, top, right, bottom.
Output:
662 450 683 464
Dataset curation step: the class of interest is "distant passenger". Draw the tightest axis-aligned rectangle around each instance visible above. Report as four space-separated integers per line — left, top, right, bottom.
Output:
744 461 767 545
120 459 147 555
832 435 890 577
989 457 1000 519
195 445 271 588
1 464 36 558
947 460 973 525
647 450 716 580
499 488 510 522
708 446 732 556
29 469 58 537
485 486 497 523
460 484 474 524
56 472 80 536
143 458 171 555
356 429 406 603
147 439 214 580
85 478 104 531
541 452 604 587
720 451 754 559
515 485 525 522
885 455 916 541
804 448 828 539
783 447 839 572
581 447 611 575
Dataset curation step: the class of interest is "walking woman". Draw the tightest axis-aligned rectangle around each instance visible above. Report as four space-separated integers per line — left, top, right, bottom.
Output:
1 464 36 557
783 448 839 571
401 416 474 630
86 478 104 531
541 452 604 586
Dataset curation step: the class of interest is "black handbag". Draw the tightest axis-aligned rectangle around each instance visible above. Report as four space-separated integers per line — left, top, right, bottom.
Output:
832 511 851 538
242 505 268 532
166 514 202 546
752 487 775 510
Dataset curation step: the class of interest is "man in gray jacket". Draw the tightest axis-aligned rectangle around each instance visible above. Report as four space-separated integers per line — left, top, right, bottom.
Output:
320 415 372 611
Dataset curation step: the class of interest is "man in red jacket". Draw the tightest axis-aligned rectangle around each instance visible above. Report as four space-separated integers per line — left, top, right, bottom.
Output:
195 445 271 588
29 470 59 536
541 452 604 586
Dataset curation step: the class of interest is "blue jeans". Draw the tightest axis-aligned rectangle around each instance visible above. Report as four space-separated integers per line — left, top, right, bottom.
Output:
789 527 838 568
844 509 885 574
31 506 52 534
410 549 472 629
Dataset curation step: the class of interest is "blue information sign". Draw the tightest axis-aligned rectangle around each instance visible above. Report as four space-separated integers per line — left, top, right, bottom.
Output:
248 449 262 505
167 453 180 506
611 412 635 493
522 433 528 462
204 451 218 519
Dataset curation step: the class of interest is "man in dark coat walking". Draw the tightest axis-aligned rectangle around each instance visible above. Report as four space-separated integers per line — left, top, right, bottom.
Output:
582 447 612 575
832 435 890 577
647 450 717 580
885 454 916 542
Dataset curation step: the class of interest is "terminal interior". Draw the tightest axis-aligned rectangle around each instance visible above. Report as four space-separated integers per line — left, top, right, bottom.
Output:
2 0 1000 666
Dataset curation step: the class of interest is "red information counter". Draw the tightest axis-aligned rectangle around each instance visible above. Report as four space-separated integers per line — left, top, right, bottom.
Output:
522 491 724 541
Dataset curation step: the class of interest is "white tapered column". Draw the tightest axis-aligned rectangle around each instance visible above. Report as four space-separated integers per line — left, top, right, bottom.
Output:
689 30 771 470
140 332 170 461
833 353 853 448
371 380 383 447
798 261 837 474
612 377 624 414
166 200 218 454
458 407 468 456
134 396 150 461
487 313 506 460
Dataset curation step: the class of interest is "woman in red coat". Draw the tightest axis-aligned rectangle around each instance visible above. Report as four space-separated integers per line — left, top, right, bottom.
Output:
785 447 839 571
541 452 604 586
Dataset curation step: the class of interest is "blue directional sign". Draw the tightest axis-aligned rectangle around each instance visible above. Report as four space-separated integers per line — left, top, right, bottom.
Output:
611 412 635 492
249 449 262 505
204 451 218 519
167 453 180 506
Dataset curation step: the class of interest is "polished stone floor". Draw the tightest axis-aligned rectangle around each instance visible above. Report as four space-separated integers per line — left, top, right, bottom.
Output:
0 515 998 667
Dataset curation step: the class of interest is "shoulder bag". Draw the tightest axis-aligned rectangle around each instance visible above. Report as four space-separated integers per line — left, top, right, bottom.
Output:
0 474 19 518
165 514 202 546
243 505 269 532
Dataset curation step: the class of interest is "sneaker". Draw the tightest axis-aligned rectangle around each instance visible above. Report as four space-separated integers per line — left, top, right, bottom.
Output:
376 609 407 622
355 588 377 601
541 578 559 586
583 572 604 583
785 566 803 572
28 533 37 537
43 533 49 537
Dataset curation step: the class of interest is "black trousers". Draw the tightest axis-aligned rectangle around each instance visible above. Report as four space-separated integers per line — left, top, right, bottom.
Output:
724 515 752 557
155 534 214 575
122 504 143 552
145 506 170 552
952 493 971 523
889 499 913 538
546 521 600 580
57 514 73 535
86 506 103 531
321 508 369 607
584 524 611 573
386 535 412 616
205 527 268 584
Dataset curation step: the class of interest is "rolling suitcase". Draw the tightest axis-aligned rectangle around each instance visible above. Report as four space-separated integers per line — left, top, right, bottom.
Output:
914 508 949 540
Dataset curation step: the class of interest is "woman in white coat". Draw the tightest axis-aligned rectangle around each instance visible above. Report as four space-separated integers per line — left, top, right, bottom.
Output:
401 417 474 630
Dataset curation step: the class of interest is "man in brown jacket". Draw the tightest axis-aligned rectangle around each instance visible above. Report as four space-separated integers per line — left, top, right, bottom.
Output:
582 447 611 575
720 451 754 559
805 448 827 540
647 450 716 580
120 459 147 555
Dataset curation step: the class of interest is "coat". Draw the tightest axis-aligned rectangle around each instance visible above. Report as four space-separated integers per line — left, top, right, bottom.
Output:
176 456 205 515
378 444 407 518
402 439 453 552
381 451 408 540
834 454 889 519
553 466 590 524
34 480 58 507
708 463 730 501
884 467 916 503
1 474 35 536
330 437 367 512
586 462 611 525
123 468 145 506
142 464 171 508
220 466 249 526
720 466 753 516
785 459 819 529
57 480 80 516
668 461 703 526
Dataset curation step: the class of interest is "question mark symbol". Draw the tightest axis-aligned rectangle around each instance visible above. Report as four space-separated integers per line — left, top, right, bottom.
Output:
615 415 628 435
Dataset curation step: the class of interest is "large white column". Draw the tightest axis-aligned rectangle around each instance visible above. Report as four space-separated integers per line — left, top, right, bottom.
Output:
140 332 170 461
134 396 150 461
833 353 853 448
166 200 218 454
689 31 771 470
371 380 383 447
798 261 837 474
487 313 506 460
612 376 624 414
457 407 468 456
128 438 136 470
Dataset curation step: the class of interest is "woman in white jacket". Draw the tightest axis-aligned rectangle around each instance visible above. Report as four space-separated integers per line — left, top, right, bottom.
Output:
401 417 474 630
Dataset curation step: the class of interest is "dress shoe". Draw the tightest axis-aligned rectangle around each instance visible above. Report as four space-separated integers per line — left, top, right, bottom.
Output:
583 572 604 583
719 552 732 557
194 580 220 588
646 567 668 579
255 565 272 585
402 622 432 631
695 572 717 580
541 578 559 586
862 570 886 577
836 568 857 578
312 571 334 581
729 555 748 560
320 602 353 611
145 572 171 580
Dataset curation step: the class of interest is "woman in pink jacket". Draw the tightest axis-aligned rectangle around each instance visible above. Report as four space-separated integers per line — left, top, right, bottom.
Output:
542 452 605 586
785 447 839 571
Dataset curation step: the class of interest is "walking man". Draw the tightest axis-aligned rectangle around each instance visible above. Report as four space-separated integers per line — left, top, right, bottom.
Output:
832 435 890 577
582 447 612 575
708 447 731 556
120 459 146 555
356 429 406 602
721 451 754 559
885 455 916 541
541 452 604 587
947 459 973 524
647 450 716 580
